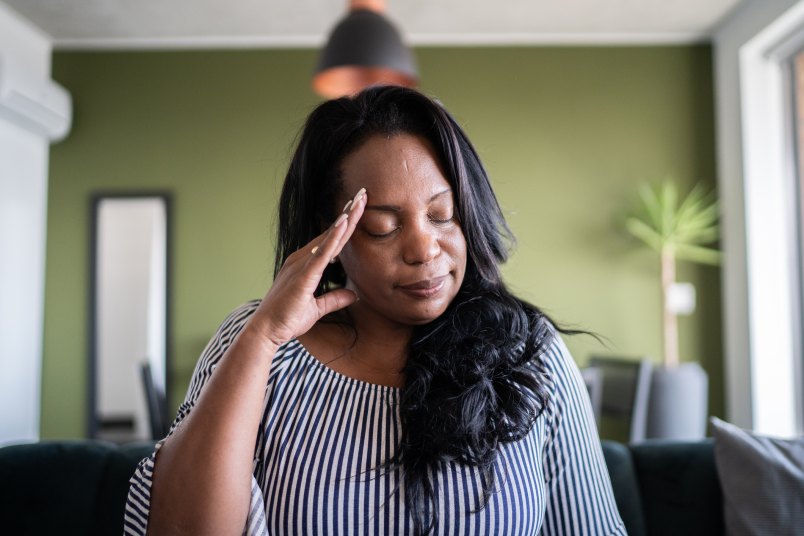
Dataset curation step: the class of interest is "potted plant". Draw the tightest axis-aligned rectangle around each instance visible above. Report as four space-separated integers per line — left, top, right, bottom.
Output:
625 180 720 439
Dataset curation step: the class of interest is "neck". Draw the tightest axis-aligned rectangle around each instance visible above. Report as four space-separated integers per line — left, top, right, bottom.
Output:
346 302 412 377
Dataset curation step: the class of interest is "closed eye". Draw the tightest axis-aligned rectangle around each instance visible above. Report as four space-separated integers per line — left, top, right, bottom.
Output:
366 228 399 238
429 214 454 224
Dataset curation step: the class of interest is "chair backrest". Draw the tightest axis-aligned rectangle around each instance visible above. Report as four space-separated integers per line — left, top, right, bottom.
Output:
586 356 653 443
140 362 169 440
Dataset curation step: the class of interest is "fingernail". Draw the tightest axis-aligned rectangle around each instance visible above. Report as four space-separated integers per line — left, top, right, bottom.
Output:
332 213 348 228
342 200 353 213
349 189 366 212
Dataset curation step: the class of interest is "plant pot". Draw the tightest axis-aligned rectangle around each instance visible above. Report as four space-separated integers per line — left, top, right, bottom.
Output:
645 362 708 440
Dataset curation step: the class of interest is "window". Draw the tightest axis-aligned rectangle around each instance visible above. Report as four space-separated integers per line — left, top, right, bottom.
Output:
715 0 804 437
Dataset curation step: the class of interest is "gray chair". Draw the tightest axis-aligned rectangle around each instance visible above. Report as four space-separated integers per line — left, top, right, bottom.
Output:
583 356 653 443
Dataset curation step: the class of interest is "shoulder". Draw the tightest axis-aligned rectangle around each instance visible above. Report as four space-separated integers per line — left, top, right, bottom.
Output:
540 324 573 370
184 300 263 398
533 326 595 431
198 300 262 359
214 299 261 334
523 320 585 407
540 325 581 387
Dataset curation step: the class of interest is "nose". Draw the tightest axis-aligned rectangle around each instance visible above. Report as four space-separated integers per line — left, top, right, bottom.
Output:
402 222 441 265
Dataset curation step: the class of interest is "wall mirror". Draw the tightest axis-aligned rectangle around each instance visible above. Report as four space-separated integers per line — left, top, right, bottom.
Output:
89 193 171 442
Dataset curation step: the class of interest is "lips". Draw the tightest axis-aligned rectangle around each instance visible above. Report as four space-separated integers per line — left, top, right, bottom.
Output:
398 275 448 298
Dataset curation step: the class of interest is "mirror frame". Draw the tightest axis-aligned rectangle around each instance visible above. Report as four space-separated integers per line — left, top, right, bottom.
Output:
87 191 173 440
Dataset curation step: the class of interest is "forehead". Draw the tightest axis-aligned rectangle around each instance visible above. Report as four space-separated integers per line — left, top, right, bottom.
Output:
339 134 453 202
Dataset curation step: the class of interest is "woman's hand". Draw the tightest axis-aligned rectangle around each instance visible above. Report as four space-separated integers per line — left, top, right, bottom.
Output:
144 192 369 534
249 188 367 347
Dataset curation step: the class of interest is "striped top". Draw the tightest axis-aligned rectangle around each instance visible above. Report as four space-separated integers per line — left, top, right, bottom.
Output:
126 301 625 535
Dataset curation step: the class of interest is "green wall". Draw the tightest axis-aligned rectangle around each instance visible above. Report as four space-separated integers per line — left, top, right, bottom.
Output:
43 46 722 439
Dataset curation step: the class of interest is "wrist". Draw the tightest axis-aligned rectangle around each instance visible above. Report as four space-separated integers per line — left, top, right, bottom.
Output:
236 319 283 359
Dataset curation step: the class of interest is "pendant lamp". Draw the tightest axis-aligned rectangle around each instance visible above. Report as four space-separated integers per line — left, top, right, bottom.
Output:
313 0 418 99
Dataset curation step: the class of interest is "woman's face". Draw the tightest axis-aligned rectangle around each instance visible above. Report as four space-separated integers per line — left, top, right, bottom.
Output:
336 133 467 328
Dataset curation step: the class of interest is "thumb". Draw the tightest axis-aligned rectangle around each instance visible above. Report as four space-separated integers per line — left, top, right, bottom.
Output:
316 289 358 318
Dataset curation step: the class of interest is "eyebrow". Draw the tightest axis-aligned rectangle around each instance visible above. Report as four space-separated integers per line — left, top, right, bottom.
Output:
364 188 452 212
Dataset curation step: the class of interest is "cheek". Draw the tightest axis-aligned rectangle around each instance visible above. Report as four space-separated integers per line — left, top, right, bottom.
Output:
451 235 468 289
444 229 468 266
337 245 360 281
338 242 387 285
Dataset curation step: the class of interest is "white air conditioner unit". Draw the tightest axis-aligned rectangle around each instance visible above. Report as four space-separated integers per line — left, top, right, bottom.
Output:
0 56 72 142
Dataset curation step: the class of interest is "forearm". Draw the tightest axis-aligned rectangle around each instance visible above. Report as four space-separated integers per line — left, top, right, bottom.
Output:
147 322 277 535
142 190 364 534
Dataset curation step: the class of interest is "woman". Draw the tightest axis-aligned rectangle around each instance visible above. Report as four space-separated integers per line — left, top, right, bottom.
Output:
125 86 625 535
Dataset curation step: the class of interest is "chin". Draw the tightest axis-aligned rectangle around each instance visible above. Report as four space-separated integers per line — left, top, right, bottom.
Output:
406 315 442 326
397 302 452 326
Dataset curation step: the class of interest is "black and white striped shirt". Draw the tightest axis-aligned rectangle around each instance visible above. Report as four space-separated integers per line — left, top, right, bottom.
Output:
126 301 625 535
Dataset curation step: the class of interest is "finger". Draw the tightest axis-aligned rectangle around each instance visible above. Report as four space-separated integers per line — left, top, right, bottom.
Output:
286 199 354 269
331 190 367 255
281 228 330 270
307 187 366 266
306 211 350 270
316 288 358 317
318 189 366 264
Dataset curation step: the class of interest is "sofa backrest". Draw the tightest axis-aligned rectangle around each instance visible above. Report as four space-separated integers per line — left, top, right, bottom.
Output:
2 438 725 534
0 440 155 535
601 440 647 535
630 439 724 536
602 438 725 536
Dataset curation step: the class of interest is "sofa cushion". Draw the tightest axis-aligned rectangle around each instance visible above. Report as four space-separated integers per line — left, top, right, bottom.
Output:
630 439 724 535
710 417 804 536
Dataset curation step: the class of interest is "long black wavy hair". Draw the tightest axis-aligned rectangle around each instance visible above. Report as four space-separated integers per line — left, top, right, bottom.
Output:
275 86 555 535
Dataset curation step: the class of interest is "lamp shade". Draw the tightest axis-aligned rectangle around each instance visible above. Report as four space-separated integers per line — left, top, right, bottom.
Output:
313 8 418 99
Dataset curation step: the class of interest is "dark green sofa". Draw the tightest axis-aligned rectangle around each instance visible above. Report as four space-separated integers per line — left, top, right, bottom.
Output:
0 440 155 535
602 439 724 536
0 439 723 534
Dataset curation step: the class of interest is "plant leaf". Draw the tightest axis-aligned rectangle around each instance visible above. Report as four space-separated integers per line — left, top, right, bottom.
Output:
675 243 722 265
674 225 719 245
661 181 678 238
637 182 663 232
623 179 721 266
625 217 663 252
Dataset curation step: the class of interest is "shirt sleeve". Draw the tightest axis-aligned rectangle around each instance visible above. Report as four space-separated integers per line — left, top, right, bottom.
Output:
538 333 626 536
124 300 270 536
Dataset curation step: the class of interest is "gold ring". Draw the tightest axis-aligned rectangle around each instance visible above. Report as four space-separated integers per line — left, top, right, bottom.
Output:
311 246 320 256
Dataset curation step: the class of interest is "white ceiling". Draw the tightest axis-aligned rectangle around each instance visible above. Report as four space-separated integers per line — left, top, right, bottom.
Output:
5 0 746 50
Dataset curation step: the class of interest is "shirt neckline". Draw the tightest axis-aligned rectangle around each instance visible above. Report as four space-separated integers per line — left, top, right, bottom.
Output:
290 338 402 397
